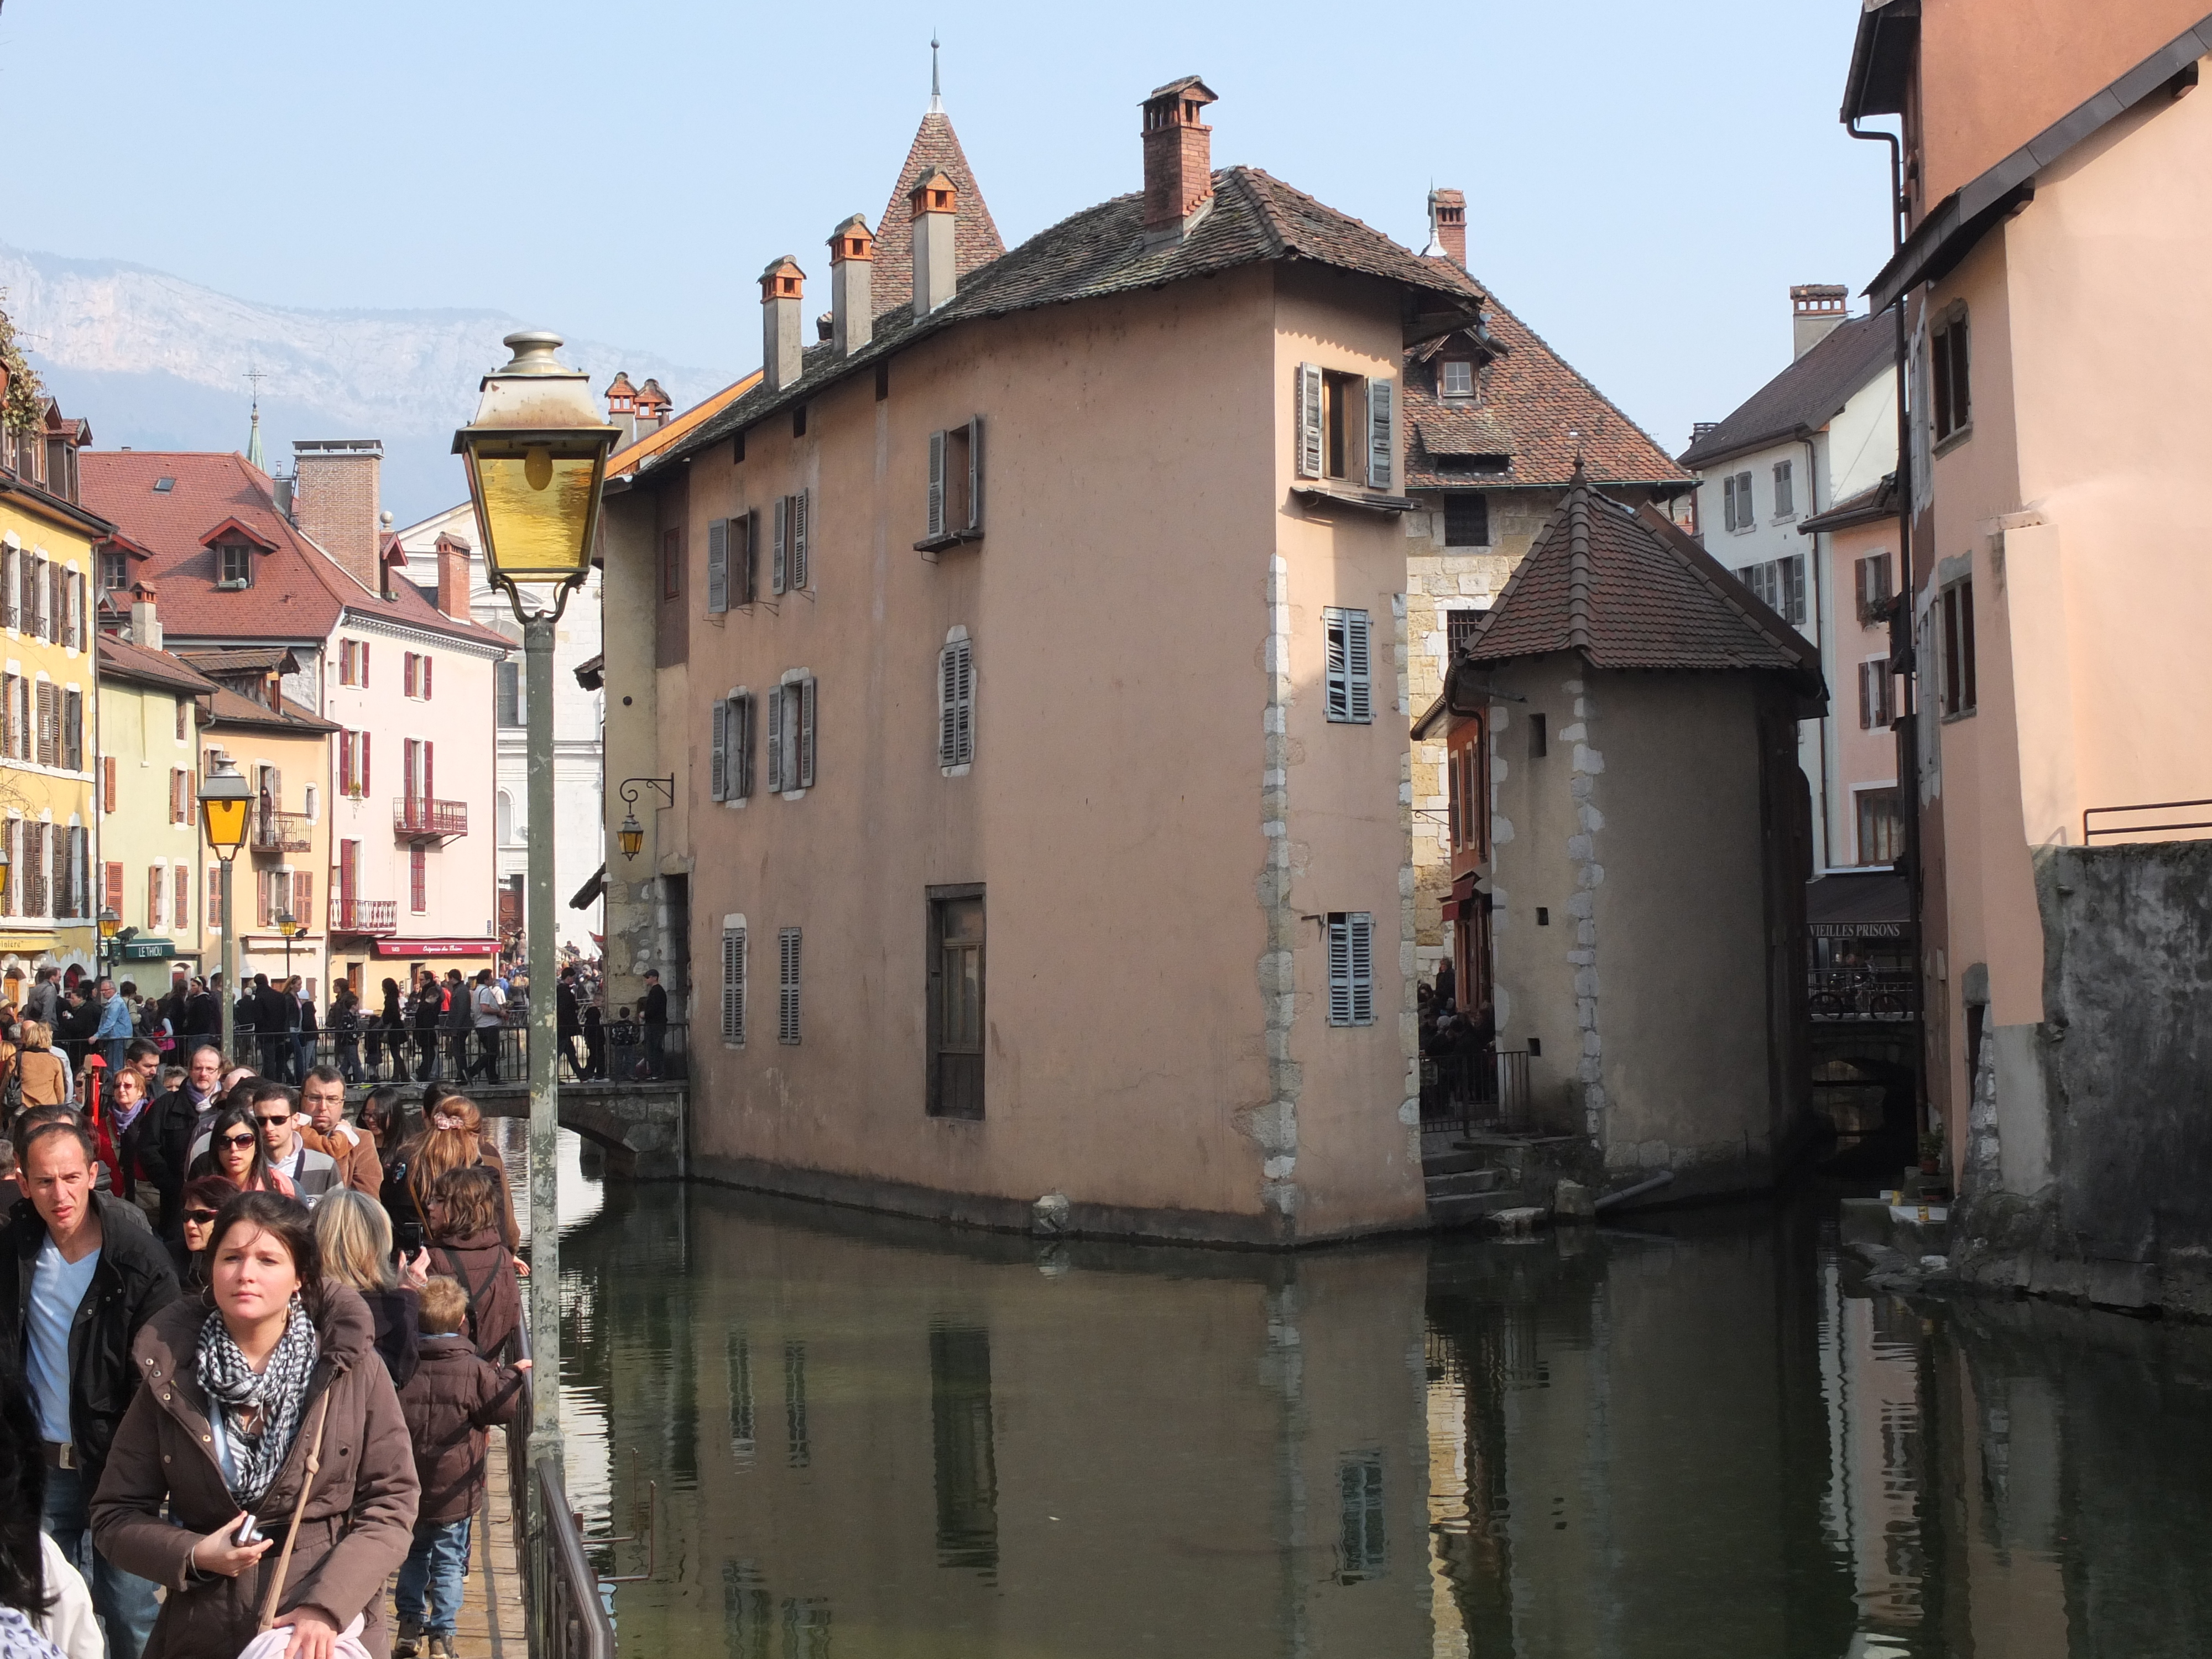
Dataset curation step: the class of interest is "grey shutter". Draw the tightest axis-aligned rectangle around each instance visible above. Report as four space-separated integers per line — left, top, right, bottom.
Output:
939 644 959 766
1738 472 1754 524
1328 916 1353 1024
965 416 984 534
1773 461 1793 519
1296 363 1324 479
1344 609 1372 722
1324 609 1349 721
707 518 729 614
797 676 816 789
731 693 752 801
927 430 947 540
953 638 973 764
710 696 729 800
790 489 809 590
765 687 785 792
1721 476 1736 533
1349 912 1374 1024
779 927 801 1044
771 497 787 596
740 509 759 603
1366 378 1395 490
722 926 745 1045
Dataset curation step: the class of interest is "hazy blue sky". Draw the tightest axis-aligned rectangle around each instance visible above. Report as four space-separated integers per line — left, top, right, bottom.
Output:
0 0 1895 457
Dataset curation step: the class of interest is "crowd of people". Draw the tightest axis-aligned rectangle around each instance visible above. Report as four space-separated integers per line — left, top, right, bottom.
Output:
0 1007 535 1659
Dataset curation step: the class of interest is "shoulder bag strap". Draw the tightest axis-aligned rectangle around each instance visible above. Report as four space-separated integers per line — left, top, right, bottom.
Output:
255 1392 333 1634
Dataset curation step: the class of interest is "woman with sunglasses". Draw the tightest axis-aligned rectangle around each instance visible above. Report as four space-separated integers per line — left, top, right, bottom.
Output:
186 1104 295 1199
169 1176 238 1291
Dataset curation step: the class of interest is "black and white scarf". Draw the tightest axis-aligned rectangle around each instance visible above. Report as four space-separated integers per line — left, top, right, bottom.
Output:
195 1300 321 1507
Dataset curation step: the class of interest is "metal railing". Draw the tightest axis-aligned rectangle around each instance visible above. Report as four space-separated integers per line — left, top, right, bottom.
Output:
252 807 314 852
328 899 398 935
1807 969 1916 1021
504 1319 617 1659
2084 797 2212 843
220 1020 690 1086
1421 1047 1533 1135
394 796 469 839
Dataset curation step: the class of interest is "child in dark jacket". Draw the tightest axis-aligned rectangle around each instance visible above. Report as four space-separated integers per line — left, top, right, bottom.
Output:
393 1276 528 1659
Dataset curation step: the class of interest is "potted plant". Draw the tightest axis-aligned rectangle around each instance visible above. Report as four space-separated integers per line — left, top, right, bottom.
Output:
1918 1130 1945 1177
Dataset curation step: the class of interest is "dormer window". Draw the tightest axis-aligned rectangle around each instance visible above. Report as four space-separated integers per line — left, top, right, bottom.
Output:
217 542 254 589
1439 360 1475 400
99 550 130 591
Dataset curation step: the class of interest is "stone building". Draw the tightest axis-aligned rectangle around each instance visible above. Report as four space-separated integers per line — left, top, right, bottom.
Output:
1400 190 1691 988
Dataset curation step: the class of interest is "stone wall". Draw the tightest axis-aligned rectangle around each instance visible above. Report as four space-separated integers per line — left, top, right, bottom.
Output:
1953 842 2212 1314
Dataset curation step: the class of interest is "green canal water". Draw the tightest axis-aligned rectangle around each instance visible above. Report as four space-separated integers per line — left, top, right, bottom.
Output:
542 1147 2212 1658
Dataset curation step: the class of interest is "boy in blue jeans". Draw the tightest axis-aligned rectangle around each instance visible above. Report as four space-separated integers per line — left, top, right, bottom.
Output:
394 1276 528 1658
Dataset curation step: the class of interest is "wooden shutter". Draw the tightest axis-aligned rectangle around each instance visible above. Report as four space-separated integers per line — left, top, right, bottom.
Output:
707 518 730 614
937 638 973 767
771 497 787 596
740 509 759 604
965 416 984 534
1296 364 1324 479
148 865 161 927
361 642 371 685
422 656 434 700
104 756 117 813
106 861 124 917
257 869 273 927
797 676 816 789
710 696 729 801
940 645 959 765
1328 915 1353 1024
295 870 313 929
0 546 12 630
791 490 809 590
1345 613 1371 721
35 682 54 766
1366 378 1395 490
63 691 80 770
175 865 190 928
926 431 947 540
731 694 751 801
765 687 785 793
403 653 416 697
208 866 221 930
1859 661 1874 729
1325 612 1349 721
722 925 745 1045
1327 912 1374 1025
779 926 801 1044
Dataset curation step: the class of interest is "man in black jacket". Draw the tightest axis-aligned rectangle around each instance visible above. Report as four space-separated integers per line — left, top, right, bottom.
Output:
4 1114 179 1659
640 968 669 1081
124 1041 227 1237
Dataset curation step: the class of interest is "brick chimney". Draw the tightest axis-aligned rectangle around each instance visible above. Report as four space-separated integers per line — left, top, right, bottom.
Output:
1792 284 1849 359
760 257 806 391
829 214 875 356
290 439 384 591
909 171 958 317
1141 76 1218 234
434 531 472 619
605 372 639 447
634 379 672 434
1426 187 1467 268
129 579 161 651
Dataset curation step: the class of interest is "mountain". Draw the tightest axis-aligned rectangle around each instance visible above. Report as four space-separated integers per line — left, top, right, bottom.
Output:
0 244 732 526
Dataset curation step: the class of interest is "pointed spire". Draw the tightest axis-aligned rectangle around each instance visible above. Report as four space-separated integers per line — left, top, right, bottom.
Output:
929 32 942 113
873 72 1004 316
244 362 267 471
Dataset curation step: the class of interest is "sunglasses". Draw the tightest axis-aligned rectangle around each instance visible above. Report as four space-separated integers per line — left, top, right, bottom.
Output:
254 1112 291 1125
182 1209 220 1227
216 1131 257 1149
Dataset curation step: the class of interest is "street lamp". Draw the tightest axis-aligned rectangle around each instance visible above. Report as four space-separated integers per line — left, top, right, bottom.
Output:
277 909 300 983
614 775 674 861
200 756 253 1062
455 330 618 1502
98 906 119 959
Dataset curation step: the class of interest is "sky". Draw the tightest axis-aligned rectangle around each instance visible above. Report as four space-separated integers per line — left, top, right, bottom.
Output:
0 0 1896 461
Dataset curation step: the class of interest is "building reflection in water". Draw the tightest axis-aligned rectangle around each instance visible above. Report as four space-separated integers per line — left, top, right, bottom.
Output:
545 1165 2212 1659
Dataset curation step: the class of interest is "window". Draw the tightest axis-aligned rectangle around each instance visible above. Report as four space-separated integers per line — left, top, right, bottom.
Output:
1858 660 1896 730
169 768 191 824
103 861 124 922
102 756 117 813
938 635 974 770
1327 912 1376 1026
1295 365 1395 488
711 692 754 803
1443 493 1489 549
1528 712 1547 758
1323 608 1373 724
421 655 433 700
707 513 759 612
409 844 428 913
174 864 190 930
1854 553 1893 626
927 891 985 1119
721 922 746 1046
661 527 683 599
778 926 802 1045
1444 610 1479 660
34 682 55 768
495 661 525 728
771 492 810 594
217 542 253 587
1743 556 1808 627
175 701 188 742
1857 787 1905 865
1721 471 1755 533
148 863 166 928
706 519 730 614
1337 1453 1387 1584
922 419 985 546
100 548 128 591
304 784 318 823
1939 577 1976 717
0 545 14 631
1772 458 1795 519
403 653 417 697
1932 309 1971 442
764 677 816 794
1439 359 1475 399
207 865 223 931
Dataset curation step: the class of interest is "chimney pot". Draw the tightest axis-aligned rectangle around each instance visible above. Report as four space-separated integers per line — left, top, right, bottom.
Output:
760 257 808 391
1140 76 1218 234
604 372 640 447
1426 187 1468 268
1791 284 1850 359
828 214 877 356
908 173 958 317
434 531 473 620
289 439 384 592
129 580 161 651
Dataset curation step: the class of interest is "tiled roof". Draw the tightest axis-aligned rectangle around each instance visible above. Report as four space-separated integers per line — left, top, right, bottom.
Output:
654 167 1486 474
869 109 1007 318
1678 312 1894 471
201 685 340 736
607 370 765 481
1798 472 1899 534
96 634 218 697
1462 470 1823 693
80 451 508 650
178 646 298 675
1402 299 1691 492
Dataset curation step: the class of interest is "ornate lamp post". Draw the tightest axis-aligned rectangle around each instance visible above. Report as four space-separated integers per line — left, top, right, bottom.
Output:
199 757 252 1062
97 906 120 968
453 331 618 1502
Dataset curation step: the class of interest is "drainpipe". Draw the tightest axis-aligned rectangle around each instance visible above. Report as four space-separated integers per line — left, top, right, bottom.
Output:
1802 434 1834 869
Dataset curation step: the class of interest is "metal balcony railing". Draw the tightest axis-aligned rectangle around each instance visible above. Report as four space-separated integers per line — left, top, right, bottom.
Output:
1808 969 1917 1021
252 807 313 852
394 796 468 839
328 898 398 935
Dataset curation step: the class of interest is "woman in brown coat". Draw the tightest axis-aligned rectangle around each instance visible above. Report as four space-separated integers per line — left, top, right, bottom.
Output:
423 1166 520 1364
14 1021 69 1109
90 1192 419 1659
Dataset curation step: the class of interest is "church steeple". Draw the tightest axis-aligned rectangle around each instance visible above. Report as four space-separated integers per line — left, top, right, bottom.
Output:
870 37 1004 317
244 363 266 471
929 32 942 113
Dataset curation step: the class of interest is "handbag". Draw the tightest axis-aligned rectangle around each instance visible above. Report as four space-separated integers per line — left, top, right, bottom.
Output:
254 1393 333 1635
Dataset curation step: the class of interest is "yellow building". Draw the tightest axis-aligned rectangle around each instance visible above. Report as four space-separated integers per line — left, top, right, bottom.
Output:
94 583 217 994
0 405 103 992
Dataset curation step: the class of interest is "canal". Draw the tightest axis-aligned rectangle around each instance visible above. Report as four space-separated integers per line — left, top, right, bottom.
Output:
534 1138 2212 1657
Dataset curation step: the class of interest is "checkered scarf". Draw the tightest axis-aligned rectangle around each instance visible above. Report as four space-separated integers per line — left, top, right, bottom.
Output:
195 1298 321 1507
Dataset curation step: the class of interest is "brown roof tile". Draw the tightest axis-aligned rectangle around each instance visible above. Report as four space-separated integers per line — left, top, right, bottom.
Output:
1678 310 1893 471
96 634 219 697
870 109 1006 318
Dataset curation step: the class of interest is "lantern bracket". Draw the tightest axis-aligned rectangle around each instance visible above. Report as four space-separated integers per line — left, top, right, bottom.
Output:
617 776 676 813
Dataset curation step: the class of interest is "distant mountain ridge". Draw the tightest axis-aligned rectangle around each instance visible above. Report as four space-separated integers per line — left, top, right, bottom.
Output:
0 244 731 525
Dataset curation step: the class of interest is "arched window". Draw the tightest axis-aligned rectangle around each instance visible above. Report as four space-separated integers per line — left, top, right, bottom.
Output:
495 790 517 844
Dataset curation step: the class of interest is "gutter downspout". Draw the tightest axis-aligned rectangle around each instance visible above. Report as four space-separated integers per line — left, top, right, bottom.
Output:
1849 114 1926 1130
1803 434 1833 870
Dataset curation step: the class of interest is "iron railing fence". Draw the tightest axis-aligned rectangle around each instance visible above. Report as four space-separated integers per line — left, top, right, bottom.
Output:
1807 969 1916 1021
186 1021 690 1087
2083 797 2212 843
1420 1047 1533 1136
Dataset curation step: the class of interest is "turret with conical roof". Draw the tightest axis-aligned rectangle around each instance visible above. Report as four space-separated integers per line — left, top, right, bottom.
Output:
871 42 1004 318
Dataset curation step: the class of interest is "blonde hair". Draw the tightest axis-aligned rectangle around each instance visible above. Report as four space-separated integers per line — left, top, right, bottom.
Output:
311 1188 398 1292
18 1021 50 1051
416 1275 469 1336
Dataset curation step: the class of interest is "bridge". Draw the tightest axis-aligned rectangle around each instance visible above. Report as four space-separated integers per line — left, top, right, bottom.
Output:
344 1076 686 1179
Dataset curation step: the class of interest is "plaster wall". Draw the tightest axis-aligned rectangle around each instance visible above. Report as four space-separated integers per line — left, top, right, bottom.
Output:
94 674 206 980
1824 516 1906 868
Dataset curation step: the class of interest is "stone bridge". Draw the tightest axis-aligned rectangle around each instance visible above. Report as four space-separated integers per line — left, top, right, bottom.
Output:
357 1081 686 1179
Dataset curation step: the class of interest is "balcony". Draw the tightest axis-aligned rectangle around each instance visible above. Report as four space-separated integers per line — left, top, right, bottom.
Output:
252 808 314 853
395 796 468 843
330 899 398 936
